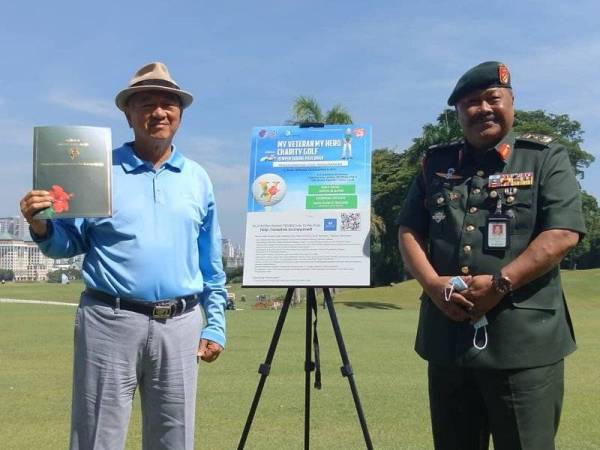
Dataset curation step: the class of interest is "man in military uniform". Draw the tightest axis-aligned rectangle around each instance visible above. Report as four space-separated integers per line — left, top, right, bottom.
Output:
398 61 586 450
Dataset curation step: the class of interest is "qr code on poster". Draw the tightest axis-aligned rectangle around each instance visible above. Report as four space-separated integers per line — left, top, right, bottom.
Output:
340 212 361 231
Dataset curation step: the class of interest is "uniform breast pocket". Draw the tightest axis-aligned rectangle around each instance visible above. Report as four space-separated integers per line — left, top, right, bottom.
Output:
428 191 449 236
507 189 535 234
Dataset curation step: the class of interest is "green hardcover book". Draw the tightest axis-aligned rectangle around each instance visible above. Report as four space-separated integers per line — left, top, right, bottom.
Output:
33 126 112 219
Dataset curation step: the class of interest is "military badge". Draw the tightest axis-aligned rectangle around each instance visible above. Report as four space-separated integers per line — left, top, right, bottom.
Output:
498 64 510 85
432 211 446 223
488 172 534 188
519 132 554 145
435 171 462 180
497 143 511 161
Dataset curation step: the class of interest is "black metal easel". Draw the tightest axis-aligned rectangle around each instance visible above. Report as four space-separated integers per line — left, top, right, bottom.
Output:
237 287 373 449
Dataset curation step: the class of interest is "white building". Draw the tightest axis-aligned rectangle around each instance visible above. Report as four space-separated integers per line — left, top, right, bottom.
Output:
0 231 55 281
221 238 244 268
221 238 235 259
53 254 85 270
0 216 27 241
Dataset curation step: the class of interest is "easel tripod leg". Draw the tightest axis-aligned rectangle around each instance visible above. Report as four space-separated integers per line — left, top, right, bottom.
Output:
304 288 318 449
323 288 374 450
238 288 295 450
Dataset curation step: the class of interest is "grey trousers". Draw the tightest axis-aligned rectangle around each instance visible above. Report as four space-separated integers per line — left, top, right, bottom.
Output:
69 292 204 450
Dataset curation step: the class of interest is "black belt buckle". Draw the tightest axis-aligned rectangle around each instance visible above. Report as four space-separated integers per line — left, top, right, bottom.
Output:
152 303 174 319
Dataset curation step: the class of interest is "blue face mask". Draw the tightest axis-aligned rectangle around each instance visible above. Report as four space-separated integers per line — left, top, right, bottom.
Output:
473 315 488 350
446 277 489 350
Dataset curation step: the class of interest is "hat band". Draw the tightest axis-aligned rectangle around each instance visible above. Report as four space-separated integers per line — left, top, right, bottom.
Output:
131 79 180 90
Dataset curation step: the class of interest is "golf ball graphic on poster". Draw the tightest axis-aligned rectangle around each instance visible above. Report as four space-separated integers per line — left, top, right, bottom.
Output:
251 173 287 209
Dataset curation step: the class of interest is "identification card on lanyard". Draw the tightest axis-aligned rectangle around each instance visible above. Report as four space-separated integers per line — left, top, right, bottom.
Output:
486 198 510 250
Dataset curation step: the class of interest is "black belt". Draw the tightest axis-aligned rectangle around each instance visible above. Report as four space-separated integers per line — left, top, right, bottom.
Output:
84 288 199 319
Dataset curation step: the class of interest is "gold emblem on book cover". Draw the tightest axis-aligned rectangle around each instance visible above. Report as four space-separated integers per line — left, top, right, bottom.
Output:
69 146 80 160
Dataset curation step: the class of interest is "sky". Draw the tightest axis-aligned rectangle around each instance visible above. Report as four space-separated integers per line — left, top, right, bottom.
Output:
2 0 600 245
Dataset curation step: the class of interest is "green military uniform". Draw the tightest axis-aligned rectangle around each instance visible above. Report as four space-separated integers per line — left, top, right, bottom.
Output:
398 132 586 449
401 130 585 368
398 60 586 449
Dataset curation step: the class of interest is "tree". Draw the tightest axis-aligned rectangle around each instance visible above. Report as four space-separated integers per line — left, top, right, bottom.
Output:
224 265 243 284
289 96 353 125
562 191 600 269
0 269 14 281
47 268 81 283
370 149 419 284
513 110 595 178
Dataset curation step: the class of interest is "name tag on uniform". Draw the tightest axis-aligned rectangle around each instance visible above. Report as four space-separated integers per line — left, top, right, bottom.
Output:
486 215 510 250
488 172 534 188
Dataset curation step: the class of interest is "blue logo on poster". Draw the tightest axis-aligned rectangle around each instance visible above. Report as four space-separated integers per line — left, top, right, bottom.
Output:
324 218 337 231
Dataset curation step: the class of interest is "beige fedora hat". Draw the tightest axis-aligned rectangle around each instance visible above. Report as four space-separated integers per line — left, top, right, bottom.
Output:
115 62 194 111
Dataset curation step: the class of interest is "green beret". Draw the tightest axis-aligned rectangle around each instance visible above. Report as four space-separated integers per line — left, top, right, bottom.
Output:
447 61 512 106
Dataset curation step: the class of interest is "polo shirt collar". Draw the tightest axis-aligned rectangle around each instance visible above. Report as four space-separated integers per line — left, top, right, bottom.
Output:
119 142 185 172
164 146 185 171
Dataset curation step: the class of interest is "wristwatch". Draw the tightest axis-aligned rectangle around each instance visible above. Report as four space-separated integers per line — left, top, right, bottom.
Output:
491 273 512 295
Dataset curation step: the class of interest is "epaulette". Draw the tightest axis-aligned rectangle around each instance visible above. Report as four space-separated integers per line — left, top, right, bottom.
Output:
426 140 464 154
516 132 555 147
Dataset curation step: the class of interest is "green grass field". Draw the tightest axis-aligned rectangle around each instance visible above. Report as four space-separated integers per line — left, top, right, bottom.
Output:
1 270 599 449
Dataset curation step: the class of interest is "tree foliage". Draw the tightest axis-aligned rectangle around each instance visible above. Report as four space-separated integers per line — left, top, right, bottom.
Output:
289 96 353 125
370 149 418 284
225 265 243 284
562 191 600 269
47 268 81 283
513 110 595 178
0 269 14 281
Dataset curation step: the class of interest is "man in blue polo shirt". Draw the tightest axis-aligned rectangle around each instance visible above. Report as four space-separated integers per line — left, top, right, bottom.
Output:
20 62 226 450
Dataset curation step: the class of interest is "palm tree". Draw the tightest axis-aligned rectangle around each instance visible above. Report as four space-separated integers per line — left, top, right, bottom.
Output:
289 96 353 125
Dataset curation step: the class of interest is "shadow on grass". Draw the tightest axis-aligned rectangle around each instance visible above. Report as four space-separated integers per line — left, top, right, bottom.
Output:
337 301 402 310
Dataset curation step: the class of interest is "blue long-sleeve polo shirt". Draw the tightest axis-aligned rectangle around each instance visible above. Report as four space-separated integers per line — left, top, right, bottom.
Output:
34 143 227 347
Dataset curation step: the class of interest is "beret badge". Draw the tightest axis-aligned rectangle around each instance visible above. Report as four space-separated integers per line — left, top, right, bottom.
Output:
498 64 510 85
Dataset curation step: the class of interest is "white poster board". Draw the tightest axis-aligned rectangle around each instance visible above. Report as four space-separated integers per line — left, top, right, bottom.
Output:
243 125 372 286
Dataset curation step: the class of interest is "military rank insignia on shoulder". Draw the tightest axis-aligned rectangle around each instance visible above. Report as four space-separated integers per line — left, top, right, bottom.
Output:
427 140 463 153
517 132 555 146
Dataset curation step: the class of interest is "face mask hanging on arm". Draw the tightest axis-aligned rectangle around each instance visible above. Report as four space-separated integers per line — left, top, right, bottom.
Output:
445 276 488 350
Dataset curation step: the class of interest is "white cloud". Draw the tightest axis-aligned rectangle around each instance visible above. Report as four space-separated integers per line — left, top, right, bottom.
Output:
46 90 120 119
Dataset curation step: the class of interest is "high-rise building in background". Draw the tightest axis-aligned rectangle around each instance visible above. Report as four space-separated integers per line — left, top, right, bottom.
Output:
0 216 27 241
0 214 83 281
221 238 244 268
222 238 235 259
0 231 55 281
